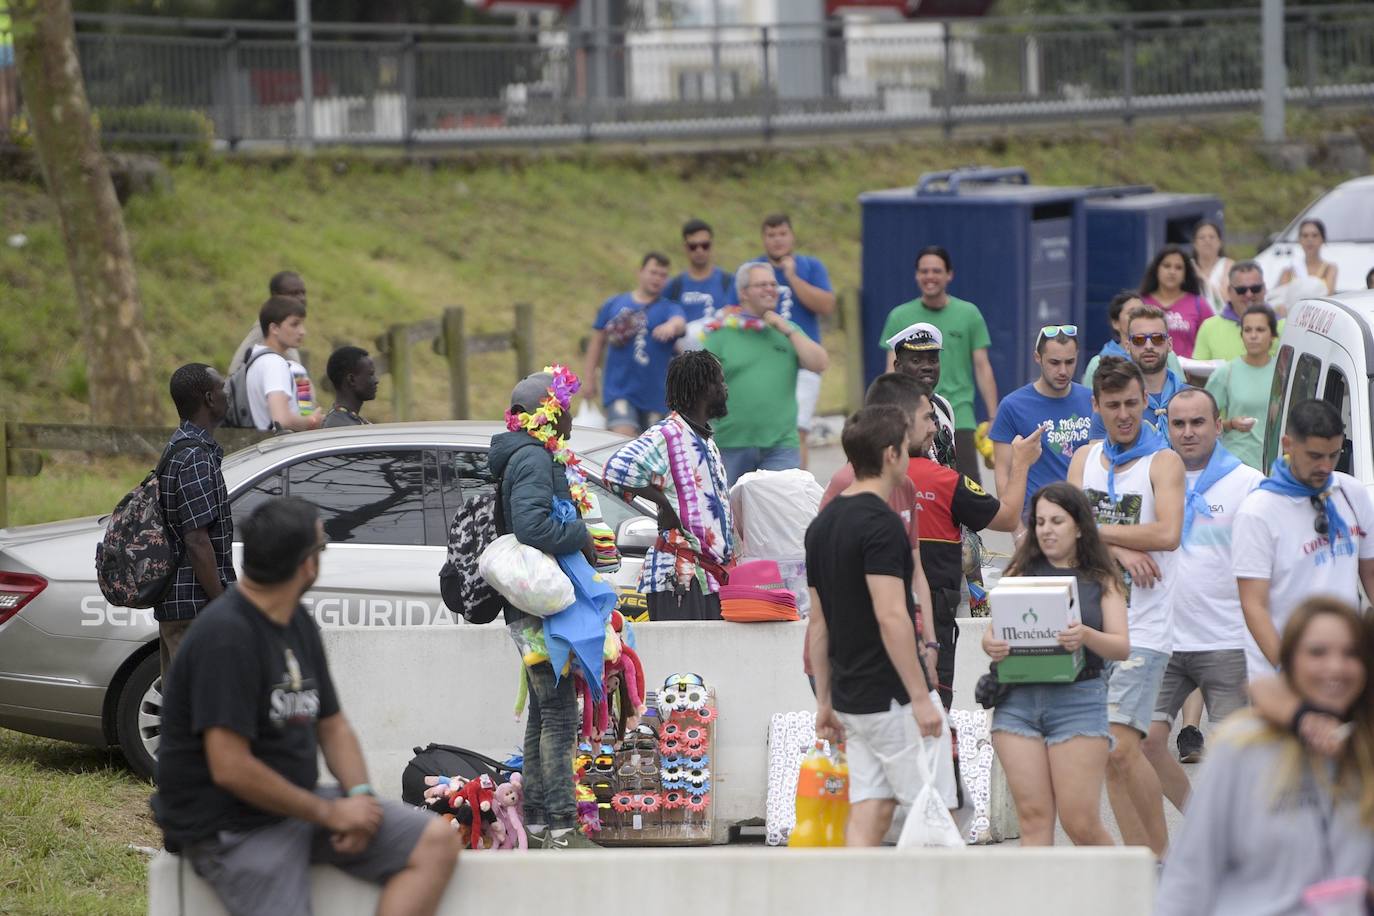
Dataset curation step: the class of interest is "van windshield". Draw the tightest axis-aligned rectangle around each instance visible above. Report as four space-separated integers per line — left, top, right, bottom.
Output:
1284 187 1374 243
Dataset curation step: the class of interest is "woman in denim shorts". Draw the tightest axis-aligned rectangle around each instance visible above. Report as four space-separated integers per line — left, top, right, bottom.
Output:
982 483 1130 846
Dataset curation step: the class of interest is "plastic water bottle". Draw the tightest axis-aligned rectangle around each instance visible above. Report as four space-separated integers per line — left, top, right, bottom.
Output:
790 741 849 846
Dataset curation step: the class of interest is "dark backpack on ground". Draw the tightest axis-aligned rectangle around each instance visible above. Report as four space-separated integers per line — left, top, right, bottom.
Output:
438 473 508 625
222 348 274 429
95 439 202 609
401 743 519 806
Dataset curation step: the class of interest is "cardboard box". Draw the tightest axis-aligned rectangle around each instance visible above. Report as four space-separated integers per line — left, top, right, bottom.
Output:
990 576 1084 684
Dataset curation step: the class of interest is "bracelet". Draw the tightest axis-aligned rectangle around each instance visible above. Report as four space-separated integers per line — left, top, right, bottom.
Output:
347 783 375 798
1289 701 1338 736
925 641 941 651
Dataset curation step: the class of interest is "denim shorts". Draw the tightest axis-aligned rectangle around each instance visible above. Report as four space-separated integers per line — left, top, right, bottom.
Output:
1104 646 1171 737
605 399 662 434
991 676 1111 747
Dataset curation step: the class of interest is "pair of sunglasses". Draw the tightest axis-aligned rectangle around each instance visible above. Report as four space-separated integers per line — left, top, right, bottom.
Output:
1311 495 1330 536
1037 324 1078 340
1129 332 1169 347
1232 283 1265 295
612 792 661 812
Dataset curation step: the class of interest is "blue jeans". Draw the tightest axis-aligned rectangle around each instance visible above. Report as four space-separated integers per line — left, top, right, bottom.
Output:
991 676 1111 747
720 444 802 485
522 661 579 829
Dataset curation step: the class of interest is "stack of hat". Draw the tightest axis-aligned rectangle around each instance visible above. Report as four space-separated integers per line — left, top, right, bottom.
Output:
586 523 621 573
720 560 799 622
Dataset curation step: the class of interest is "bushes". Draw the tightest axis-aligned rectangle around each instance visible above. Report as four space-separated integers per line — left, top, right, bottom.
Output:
96 105 215 153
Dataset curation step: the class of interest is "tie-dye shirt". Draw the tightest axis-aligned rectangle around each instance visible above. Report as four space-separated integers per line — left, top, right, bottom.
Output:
601 413 736 595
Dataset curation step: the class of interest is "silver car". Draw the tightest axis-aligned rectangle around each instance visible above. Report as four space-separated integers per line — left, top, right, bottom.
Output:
0 422 656 779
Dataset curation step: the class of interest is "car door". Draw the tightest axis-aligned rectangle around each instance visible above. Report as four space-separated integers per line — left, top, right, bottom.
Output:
273 449 445 627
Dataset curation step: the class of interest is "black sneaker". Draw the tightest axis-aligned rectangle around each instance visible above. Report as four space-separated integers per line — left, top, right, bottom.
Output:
1177 725 1205 763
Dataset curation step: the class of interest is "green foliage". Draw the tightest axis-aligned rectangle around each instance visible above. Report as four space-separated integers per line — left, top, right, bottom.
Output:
96 105 215 153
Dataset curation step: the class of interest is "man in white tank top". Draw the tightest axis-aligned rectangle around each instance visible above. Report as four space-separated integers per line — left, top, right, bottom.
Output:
1069 356 1184 859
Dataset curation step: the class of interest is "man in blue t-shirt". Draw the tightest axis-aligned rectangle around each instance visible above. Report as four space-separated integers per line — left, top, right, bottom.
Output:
667 219 735 345
989 325 1094 535
584 252 687 437
743 213 835 468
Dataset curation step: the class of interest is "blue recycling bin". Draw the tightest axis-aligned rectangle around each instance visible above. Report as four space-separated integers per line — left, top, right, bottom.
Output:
859 167 1087 416
1083 188 1225 358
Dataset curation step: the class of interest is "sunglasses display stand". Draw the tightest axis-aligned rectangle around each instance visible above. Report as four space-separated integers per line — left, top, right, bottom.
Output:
595 680 716 846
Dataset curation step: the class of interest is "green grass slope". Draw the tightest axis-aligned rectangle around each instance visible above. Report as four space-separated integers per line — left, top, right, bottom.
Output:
1 111 1371 526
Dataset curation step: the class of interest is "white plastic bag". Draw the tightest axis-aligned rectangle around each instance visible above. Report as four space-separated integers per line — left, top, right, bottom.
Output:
478 534 575 617
574 400 607 430
728 469 823 561
882 696 965 849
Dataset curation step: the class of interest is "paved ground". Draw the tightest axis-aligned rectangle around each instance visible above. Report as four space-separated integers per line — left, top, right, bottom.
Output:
804 430 1199 849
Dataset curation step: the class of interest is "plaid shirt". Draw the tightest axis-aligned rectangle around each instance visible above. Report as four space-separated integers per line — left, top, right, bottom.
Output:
154 422 235 622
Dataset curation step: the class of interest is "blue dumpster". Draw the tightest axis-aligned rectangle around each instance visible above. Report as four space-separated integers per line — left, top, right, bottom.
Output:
1083 188 1225 359
859 167 1087 416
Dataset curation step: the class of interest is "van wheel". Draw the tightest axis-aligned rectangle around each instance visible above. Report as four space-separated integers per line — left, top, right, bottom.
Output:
116 653 161 782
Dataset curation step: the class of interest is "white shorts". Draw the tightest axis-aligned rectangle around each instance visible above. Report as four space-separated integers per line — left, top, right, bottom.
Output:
835 693 957 807
795 369 822 432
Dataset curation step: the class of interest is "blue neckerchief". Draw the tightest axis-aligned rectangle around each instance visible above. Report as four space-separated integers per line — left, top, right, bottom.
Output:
1182 443 1242 547
543 498 617 700
1258 458 1350 553
1099 340 1129 361
1103 426 1169 502
1149 369 1184 417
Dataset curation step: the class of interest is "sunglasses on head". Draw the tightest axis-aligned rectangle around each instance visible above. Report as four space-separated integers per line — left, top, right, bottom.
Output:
1038 324 1078 340
1232 283 1265 296
1129 332 1169 347
686 241 712 251
1310 495 1330 537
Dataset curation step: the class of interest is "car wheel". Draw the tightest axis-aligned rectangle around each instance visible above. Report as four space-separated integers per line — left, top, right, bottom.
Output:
116 652 161 781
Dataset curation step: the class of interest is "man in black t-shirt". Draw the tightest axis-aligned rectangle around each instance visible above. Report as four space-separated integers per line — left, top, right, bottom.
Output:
806 405 954 847
152 498 460 916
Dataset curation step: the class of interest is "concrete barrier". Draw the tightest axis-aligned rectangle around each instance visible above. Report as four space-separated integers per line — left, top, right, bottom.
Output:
149 846 1156 916
322 620 816 841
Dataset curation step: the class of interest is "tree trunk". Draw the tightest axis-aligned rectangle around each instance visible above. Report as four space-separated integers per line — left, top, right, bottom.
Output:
10 0 161 425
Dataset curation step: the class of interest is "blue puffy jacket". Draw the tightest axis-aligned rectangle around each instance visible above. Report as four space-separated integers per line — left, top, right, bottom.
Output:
486 430 588 628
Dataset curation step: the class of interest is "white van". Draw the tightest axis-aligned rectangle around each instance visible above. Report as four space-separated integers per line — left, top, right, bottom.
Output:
1264 290 1374 483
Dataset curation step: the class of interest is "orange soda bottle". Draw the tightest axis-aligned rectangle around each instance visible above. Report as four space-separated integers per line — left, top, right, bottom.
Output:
790 741 848 847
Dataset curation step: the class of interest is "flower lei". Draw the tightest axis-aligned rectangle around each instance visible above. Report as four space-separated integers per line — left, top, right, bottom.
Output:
504 364 593 515
702 306 768 335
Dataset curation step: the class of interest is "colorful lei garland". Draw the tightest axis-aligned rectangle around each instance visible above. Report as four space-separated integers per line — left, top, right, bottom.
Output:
504 364 593 515
702 306 768 335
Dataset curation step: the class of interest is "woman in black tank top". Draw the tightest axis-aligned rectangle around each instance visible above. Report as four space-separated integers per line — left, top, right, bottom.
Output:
981 482 1131 846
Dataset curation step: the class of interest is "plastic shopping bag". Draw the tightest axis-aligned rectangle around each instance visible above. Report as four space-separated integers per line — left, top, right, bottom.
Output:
478 534 575 617
574 400 607 430
882 695 965 849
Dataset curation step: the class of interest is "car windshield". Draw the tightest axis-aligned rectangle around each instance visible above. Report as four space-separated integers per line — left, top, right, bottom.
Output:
1285 186 1374 243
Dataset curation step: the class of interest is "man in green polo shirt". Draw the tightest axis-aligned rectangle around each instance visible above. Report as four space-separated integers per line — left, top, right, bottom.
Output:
706 262 829 484
880 245 998 484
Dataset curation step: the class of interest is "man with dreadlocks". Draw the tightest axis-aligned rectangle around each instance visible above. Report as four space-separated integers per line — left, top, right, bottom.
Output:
602 350 737 621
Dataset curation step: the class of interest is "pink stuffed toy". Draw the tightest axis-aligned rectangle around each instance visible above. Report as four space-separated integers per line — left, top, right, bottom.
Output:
492 773 528 850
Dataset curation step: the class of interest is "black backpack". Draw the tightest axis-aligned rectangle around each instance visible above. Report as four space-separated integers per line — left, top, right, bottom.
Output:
222 349 275 429
437 472 508 625
401 743 519 806
94 440 202 609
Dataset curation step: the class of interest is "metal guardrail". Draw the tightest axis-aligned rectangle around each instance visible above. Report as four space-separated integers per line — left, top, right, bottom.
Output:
2 6 1373 148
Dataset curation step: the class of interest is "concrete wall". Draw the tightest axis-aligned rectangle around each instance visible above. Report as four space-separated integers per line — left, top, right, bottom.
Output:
149 847 1157 916
322 620 816 840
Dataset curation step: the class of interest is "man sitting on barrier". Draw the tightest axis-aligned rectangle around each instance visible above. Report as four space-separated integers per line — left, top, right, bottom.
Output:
152 497 460 916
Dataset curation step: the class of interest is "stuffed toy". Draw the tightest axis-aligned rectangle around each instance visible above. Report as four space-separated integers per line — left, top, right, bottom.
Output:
492 774 528 850
573 611 648 740
452 774 499 850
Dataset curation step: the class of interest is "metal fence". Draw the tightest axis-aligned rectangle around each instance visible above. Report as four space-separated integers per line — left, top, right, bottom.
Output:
1 5 1372 149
